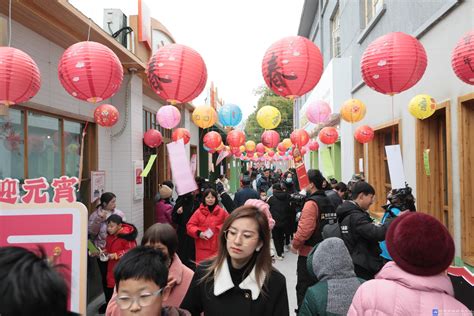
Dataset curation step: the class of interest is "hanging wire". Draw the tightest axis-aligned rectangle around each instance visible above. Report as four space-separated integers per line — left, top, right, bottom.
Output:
8 0 12 46
391 95 396 145
87 18 92 41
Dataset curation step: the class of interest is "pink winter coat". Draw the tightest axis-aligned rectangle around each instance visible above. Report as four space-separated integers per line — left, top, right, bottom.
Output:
186 204 229 264
348 261 471 315
156 199 173 225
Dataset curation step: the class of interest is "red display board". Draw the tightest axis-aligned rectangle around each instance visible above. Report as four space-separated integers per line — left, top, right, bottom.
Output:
293 147 309 189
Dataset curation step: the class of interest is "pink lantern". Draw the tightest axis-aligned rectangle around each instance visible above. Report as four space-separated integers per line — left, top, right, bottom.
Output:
256 143 266 154
226 130 246 147
203 131 222 149
267 150 275 157
361 32 427 95
172 128 191 144
261 130 280 148
257 152 264 157
354 125 375 144
0 47 41 106
319 127 339 145
143 129 163 148
277 142 286 153
306 100 331 124
308 140 319 151
290 129 310 147
157 105 181 129
262 36 323 98
94 104 119 127
58 41 123 103
300 147 307 155
147 44 207 104
451 30 474 85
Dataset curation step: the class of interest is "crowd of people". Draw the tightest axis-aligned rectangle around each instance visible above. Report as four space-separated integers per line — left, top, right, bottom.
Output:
0 167 472 316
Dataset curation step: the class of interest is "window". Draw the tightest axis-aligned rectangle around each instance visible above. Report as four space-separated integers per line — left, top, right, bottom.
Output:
0 108 25 180
331 6 341 58
360 0 384 29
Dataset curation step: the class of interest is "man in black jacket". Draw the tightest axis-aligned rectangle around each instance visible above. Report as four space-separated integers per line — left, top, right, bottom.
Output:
336 181 392 280
233 175 259 207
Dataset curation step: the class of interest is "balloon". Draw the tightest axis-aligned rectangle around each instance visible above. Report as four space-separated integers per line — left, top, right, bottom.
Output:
282 138 292 149
361 32 427 95
143 129 163 148
308 140 319 151
261 130 280 148
318 127 339 145
408 94 436 120
218 104 242 127
290 129 310 147
157 105 181 129
451 30 474 85
354 125 375 144
262 36 323 98
94 104 119 127
245 140 256 152
340 99 366 123
256 106 281 129
226 130 246 147
306 100 331 124
203 131 222 149
192 105 217 128
172 128 191 144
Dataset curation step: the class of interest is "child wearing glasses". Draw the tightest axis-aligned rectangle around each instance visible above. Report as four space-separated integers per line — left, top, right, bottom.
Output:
180 205 289 316
113 246 190 316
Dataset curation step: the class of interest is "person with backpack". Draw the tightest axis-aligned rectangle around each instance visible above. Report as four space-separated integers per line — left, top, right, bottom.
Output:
290 169 336 313
336 182 392 280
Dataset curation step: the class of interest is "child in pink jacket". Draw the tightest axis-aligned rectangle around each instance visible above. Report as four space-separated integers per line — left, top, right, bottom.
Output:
349 212 471 315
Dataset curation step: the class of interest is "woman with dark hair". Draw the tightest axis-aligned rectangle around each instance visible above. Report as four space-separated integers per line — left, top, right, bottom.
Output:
181 205 289 316
186 189 229 264
106 223 194 315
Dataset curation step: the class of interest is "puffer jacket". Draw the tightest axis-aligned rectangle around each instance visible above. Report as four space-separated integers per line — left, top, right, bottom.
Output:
348 261 472 315
88 207 126 249
156 199 173 225
105 223 137 287
267 190 291 228
186 204 229 263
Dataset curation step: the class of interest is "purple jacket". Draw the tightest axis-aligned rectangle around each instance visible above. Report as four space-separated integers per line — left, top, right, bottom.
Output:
155 200 173 225
88 207 126 249
349 261 471 315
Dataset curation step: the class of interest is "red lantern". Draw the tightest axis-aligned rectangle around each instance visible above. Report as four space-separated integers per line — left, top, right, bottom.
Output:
147 44 207 104
290 129 310 147
94 104 119 127
226 130 246 147
318 127 339 145
300 147 307 155
143 129 163 148
256 143 266 154
172 128 191 144
0 47 41 106
308 140 319 151
203 131 222 149
277 142 286 153
261 130 280 148
267 150 275 158
257 151 264 157
361 32 427 95
451 31 474 85
354 125 374 144
58 41 123 103
262 36 323 98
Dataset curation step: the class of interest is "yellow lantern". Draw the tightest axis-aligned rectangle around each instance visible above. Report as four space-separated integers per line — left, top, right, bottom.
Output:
192 105 217 129
256 105 281 129
239 145 246 153
408 94 436 120
340 99 366 123
245 140 256 152
282 138 292 149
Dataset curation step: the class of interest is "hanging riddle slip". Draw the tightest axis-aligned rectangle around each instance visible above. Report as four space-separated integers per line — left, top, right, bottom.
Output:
141 154 157 177
423 149 431 176
385 145 407 189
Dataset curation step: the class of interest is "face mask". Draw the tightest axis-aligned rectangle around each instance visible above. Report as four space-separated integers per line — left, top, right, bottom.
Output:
286 178 293 183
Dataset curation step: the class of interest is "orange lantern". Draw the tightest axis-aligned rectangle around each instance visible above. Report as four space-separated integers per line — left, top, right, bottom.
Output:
245 140 256 152
354 125 374 144
226 130 245 147
282 138 292 149
340 99 366 123
172 128 191 144
318 127 338 145
192 105 217 129
290 129 310 147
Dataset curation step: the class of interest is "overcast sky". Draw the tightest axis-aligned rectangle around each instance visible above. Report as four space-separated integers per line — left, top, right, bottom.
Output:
69 0 304 119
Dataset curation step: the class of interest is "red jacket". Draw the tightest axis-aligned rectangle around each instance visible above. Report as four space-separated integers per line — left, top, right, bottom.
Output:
186 204 229 264
105 223 137 288
292 200 319 257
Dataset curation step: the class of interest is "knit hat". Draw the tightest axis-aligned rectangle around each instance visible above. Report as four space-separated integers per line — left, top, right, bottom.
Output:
386 212 454 276
244 199 275 230
158 185 172 200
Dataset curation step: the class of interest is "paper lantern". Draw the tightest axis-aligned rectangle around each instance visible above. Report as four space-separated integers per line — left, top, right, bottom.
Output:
147 44 207 104
203 131 222 149
257 151 264 157
256 143 266 154
318 127 339 145
261 130 280 148
216 142 225 152
308 140 319 151
290 129 310 147
239 145 246 153
226 130 245 147
282 138 292 149
93 104 119 127
306 100 331 124
361 32 427 95
58 41 123 103
262 36 323 98
218 104 242 127
340 99 366 123
143 129 163 148
245 140 256 152
354 125 375 144
277 142 286 153
172 128 191 144
0 47 41 106
256 106 281 129
451 30 474 85
300 147 307 155
408 94 436 120
157 105 181 129
192 105 217 129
